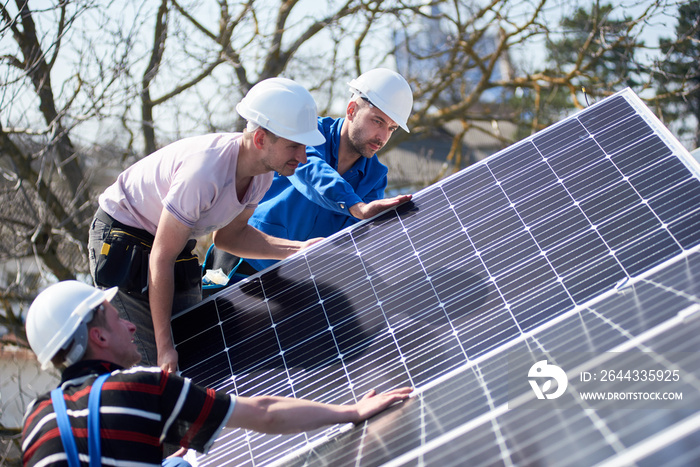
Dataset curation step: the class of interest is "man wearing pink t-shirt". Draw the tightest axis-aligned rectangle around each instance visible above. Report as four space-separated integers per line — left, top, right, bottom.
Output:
88 78 326 373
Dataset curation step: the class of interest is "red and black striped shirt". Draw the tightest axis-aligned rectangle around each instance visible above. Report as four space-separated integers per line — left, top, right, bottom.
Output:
22 360 234 466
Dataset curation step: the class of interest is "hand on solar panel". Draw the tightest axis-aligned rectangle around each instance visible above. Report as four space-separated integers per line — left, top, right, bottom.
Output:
353 387 414 422
157 345 179 373
349 194 413 220
226 386 413 435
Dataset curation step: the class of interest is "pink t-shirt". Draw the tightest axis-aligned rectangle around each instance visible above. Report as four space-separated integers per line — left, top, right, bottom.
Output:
99 133 273 238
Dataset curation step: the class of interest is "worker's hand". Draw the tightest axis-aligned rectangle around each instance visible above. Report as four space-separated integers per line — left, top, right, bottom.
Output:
352 387 413 423
300 237 324 250
349 194 412 220
166 447 188 459
158 345 178 373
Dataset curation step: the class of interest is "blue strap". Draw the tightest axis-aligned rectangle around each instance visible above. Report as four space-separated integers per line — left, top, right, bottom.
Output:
50 387 81 467
88 373 110 467
50 373 111 467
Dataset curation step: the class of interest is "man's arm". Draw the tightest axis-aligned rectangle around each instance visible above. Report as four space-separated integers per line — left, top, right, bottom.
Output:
287 154 364 214
226 387 412 434
213 208 322 259
289 154 411 220
149 209 193 372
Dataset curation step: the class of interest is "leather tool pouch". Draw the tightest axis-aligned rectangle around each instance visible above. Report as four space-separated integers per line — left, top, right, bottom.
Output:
95 228 199 296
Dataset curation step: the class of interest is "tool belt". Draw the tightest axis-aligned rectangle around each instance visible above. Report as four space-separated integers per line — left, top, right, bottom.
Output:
93 208 200 296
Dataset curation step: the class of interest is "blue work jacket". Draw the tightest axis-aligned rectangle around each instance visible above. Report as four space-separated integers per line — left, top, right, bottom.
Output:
244 116 388 271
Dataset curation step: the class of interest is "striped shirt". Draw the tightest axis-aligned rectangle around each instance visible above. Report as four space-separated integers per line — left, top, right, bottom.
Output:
22 360 235 466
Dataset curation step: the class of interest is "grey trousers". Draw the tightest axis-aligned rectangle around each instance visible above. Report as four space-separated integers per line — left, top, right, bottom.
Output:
88 216 201 367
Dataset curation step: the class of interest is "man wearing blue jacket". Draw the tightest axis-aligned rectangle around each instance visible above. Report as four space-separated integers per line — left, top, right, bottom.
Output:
205 68 413 281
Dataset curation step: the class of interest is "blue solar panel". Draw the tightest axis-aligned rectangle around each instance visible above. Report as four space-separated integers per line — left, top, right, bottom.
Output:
171 88 700 466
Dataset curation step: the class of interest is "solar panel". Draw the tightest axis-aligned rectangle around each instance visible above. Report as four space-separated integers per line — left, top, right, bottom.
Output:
275 245 700 466
171 88 700 466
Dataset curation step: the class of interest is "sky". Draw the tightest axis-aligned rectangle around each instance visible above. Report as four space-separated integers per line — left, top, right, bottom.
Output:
0 0 691 150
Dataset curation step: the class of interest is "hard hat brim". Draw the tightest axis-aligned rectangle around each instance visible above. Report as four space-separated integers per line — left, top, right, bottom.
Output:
78 286 119 314
287 128 326 147
103 286 119 304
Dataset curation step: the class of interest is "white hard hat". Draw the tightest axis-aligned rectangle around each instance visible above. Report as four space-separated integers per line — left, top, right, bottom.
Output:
236 77 326 146
348 68 413 132
25 281 118 369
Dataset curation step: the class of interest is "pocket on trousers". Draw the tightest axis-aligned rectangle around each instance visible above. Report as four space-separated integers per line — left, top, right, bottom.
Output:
94 235 149 294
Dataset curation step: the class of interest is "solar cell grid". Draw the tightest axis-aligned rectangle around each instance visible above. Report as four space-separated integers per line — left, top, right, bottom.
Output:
578 95 635 133
275 246 700 466
171 88 700 465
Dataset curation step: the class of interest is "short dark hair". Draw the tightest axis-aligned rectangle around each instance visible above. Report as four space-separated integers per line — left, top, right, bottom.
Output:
87 304 109 330
359 96 375 108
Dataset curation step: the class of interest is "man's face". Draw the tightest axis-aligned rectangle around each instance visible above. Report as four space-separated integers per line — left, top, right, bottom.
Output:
259 132 308 176
347 99 399 158
100 301 142 368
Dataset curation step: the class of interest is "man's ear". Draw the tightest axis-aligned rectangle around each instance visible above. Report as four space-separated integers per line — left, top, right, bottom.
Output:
346 100 357 121
88 326 108 349
253 128 266 149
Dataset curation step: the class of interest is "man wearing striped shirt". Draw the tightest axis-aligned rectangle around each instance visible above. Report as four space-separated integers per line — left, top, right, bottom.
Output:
21 281 412 466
